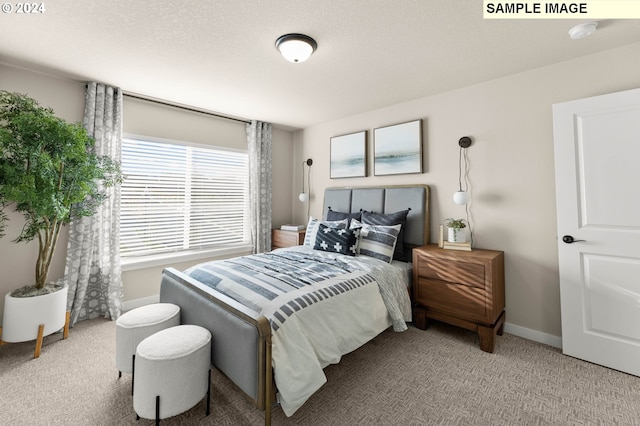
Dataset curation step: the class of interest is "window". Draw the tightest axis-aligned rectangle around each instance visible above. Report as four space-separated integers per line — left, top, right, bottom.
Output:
120 136 250 258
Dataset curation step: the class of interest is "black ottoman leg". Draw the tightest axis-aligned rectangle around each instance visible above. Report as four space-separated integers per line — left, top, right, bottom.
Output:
156 395 160 426
206 369 211 416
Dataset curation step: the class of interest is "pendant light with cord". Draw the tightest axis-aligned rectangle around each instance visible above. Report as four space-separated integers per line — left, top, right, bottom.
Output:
298 158 313 218
453 136 473 245
453 136 472 205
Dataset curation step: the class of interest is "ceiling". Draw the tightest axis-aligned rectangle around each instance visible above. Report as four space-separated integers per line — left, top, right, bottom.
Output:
1 1 640 130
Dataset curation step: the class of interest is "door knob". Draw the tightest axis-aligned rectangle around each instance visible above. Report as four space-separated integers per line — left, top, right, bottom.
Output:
562 235 586 244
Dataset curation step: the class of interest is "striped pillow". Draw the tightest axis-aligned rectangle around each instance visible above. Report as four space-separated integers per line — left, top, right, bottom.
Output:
361 209 410 261
313 224 358 256
350 219 401 263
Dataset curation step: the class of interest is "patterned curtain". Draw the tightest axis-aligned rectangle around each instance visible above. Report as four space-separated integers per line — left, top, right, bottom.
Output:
246 120 272 253
63 82 123 325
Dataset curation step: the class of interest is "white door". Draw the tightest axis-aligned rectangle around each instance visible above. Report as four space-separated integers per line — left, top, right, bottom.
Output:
553 87 640 376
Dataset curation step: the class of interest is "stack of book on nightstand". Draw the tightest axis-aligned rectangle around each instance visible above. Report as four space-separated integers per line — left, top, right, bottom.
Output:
280 224 305 231
442 241 472 251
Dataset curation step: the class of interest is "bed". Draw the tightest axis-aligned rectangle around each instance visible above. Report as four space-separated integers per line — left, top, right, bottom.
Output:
159 185 430 425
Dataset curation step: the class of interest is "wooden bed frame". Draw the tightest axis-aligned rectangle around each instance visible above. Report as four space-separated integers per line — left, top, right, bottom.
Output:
159 185 430 425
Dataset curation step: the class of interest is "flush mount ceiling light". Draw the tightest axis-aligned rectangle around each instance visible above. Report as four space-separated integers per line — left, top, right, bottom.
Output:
275 33 317 63
569 22 598 40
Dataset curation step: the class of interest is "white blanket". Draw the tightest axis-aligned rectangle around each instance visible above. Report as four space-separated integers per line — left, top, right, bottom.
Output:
185 246 412 416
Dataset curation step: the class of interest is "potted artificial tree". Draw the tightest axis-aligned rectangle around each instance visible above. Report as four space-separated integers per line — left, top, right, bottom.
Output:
444 218 467 243
0 91 121 357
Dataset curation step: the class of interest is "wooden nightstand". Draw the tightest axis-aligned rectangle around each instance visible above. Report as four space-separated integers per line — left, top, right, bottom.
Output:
272 229 306 249
412 244 505 353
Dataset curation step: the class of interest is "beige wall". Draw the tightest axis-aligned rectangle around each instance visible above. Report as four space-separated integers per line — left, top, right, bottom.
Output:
292 41 640 338
0 63 294 319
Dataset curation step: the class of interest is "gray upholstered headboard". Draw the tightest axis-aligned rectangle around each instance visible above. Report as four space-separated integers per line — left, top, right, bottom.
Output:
322 185 430 247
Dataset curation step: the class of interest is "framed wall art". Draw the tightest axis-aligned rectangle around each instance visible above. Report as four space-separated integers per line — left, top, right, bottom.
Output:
330 130 367 179
373 119 422 176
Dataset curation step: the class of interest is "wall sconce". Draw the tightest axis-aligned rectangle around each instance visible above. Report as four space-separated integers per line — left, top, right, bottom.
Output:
298 158 313 202
453 136 472 205
276 34 317 63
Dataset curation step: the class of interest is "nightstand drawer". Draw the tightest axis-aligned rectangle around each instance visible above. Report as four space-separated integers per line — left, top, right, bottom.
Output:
272 229 305 248
415 277 486 319
417 258 485 289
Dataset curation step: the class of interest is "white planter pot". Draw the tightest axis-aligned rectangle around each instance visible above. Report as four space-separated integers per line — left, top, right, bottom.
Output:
2 285 68 343
447 227 467 243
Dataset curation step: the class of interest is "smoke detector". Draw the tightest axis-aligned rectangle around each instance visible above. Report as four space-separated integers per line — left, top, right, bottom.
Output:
569 22 597 40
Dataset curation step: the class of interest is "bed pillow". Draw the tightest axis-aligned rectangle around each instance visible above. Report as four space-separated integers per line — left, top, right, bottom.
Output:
326 208 362 226
303 217 348 248
350 219 401 263
361 209 410 261
313 224 358 256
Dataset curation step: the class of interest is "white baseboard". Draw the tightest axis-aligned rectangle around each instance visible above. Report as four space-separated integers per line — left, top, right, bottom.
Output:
123 295 159 312
122 296 563 349
504 322 562 349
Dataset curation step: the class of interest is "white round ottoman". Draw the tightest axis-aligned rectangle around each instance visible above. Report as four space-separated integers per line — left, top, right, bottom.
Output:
115 303 180 379
133 325 212 424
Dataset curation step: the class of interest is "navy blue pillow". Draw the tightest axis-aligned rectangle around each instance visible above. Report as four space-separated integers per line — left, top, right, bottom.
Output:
326 208 361 227
361 209 410 261
313 223 358 256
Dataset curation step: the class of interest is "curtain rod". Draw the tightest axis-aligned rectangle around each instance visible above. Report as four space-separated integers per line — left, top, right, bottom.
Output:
123 92 251 125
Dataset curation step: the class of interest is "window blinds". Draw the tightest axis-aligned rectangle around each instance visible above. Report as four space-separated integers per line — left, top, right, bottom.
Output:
120 137 250 257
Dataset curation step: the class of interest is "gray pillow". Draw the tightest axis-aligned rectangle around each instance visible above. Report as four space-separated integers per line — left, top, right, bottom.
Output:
326 208 362 226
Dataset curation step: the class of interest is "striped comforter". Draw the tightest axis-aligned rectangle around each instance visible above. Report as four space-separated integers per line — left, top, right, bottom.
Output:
184 246 412 416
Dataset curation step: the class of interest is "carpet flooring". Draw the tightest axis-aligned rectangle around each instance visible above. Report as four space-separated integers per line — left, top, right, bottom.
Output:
1 318 639 425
